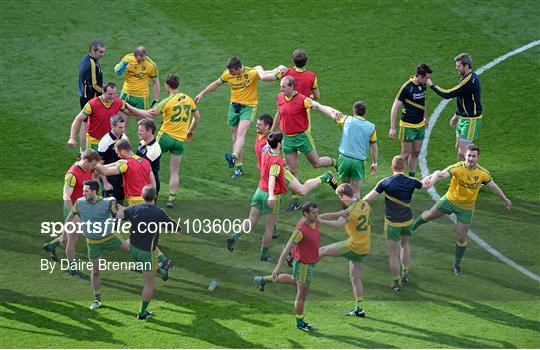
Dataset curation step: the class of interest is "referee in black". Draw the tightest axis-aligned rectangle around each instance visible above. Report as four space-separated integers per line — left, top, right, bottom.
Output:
117 185 180 320
78 40 105 154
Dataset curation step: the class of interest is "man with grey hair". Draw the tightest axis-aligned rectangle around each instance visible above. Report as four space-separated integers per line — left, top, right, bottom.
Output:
427 53 483 161
97 114 128 201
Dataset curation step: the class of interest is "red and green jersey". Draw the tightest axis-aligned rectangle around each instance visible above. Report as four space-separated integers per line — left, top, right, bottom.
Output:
117 155 151 198
64 162 94 203
276 67 318 97
84 96 126 139
291 219 320 264
258 151 287 195
254 132 270 171
277 92 313 135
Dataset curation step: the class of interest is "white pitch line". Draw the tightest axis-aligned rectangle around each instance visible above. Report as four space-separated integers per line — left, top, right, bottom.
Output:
419 40 540 282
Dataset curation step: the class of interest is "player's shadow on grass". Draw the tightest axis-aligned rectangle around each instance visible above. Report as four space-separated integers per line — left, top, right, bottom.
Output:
310 328 398 348
0 289 126 346
416 286 540 333
352 317 516 348
97 276 295 348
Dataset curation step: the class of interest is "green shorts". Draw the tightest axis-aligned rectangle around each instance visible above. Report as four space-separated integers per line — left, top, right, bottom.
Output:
400 125 425 143
456 116 482 141
129 244 158 272
158 131 185 156
283 131 315 154
227 103 256 127
85 134 100 152
384 221 413 241
336 240 369 263
292 260 316 285
251 188 281 214
436 195 474 224
120 91 148 109
337 154 365 181
86 234 123 261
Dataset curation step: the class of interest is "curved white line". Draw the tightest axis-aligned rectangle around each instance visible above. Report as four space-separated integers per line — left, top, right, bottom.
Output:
419 40 540 282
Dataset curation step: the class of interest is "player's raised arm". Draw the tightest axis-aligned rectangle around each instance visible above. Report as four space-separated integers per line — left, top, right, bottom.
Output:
389 98 402 140
95 162 122 177
114 59 128 77
254 65 280 81
485 180 512 211
317 215 347 228
427 77 471 99
362 189 380 203
195 79 223 103
423 169 450 188
310 100 342 121
124 102 158 120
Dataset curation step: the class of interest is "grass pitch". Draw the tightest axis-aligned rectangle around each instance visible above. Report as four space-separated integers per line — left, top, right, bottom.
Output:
1 0 539 348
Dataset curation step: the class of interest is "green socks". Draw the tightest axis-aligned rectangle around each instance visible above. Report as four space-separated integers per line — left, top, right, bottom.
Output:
47 240 60 250
355 298 364 312
94 292 102 302
412 215 428 231
167 193 176 202
401 267 409 277
454 243 467 267
139 300 150 316
156 248 167 264
260 246 270 260
408 172 415 177
296 314 304 327
318 172 330 184
157 268 167 279
231 231 242 240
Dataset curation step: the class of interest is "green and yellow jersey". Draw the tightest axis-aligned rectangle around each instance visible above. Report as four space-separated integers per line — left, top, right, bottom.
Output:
155 92 197 142
444 162 491 210
220 67 259 107
342 200 372 255
115 53 158 97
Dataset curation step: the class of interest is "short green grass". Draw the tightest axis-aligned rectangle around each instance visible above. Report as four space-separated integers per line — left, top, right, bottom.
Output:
1 0 539 348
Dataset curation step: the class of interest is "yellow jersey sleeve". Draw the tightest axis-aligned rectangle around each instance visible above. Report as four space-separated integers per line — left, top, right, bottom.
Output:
303 97 313 109
445 162 462 176
312 76 318 90
64 173 76 188
110 199 118 214
117 160 128 174
369 129 378 143
269 164 281 177
291 229 303 243
82 103 92 116
219 69 230 83
71 201 80 215
146 57 158 78
336 115 348 126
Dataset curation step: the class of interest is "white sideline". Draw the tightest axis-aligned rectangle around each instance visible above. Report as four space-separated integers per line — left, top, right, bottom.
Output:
418 40 540 282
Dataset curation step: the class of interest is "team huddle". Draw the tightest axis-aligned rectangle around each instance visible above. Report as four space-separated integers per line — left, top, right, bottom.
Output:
41 42 512 331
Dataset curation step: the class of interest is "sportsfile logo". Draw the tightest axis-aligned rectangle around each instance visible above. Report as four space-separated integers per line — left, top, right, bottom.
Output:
40 218 251 236
40 218 182 237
